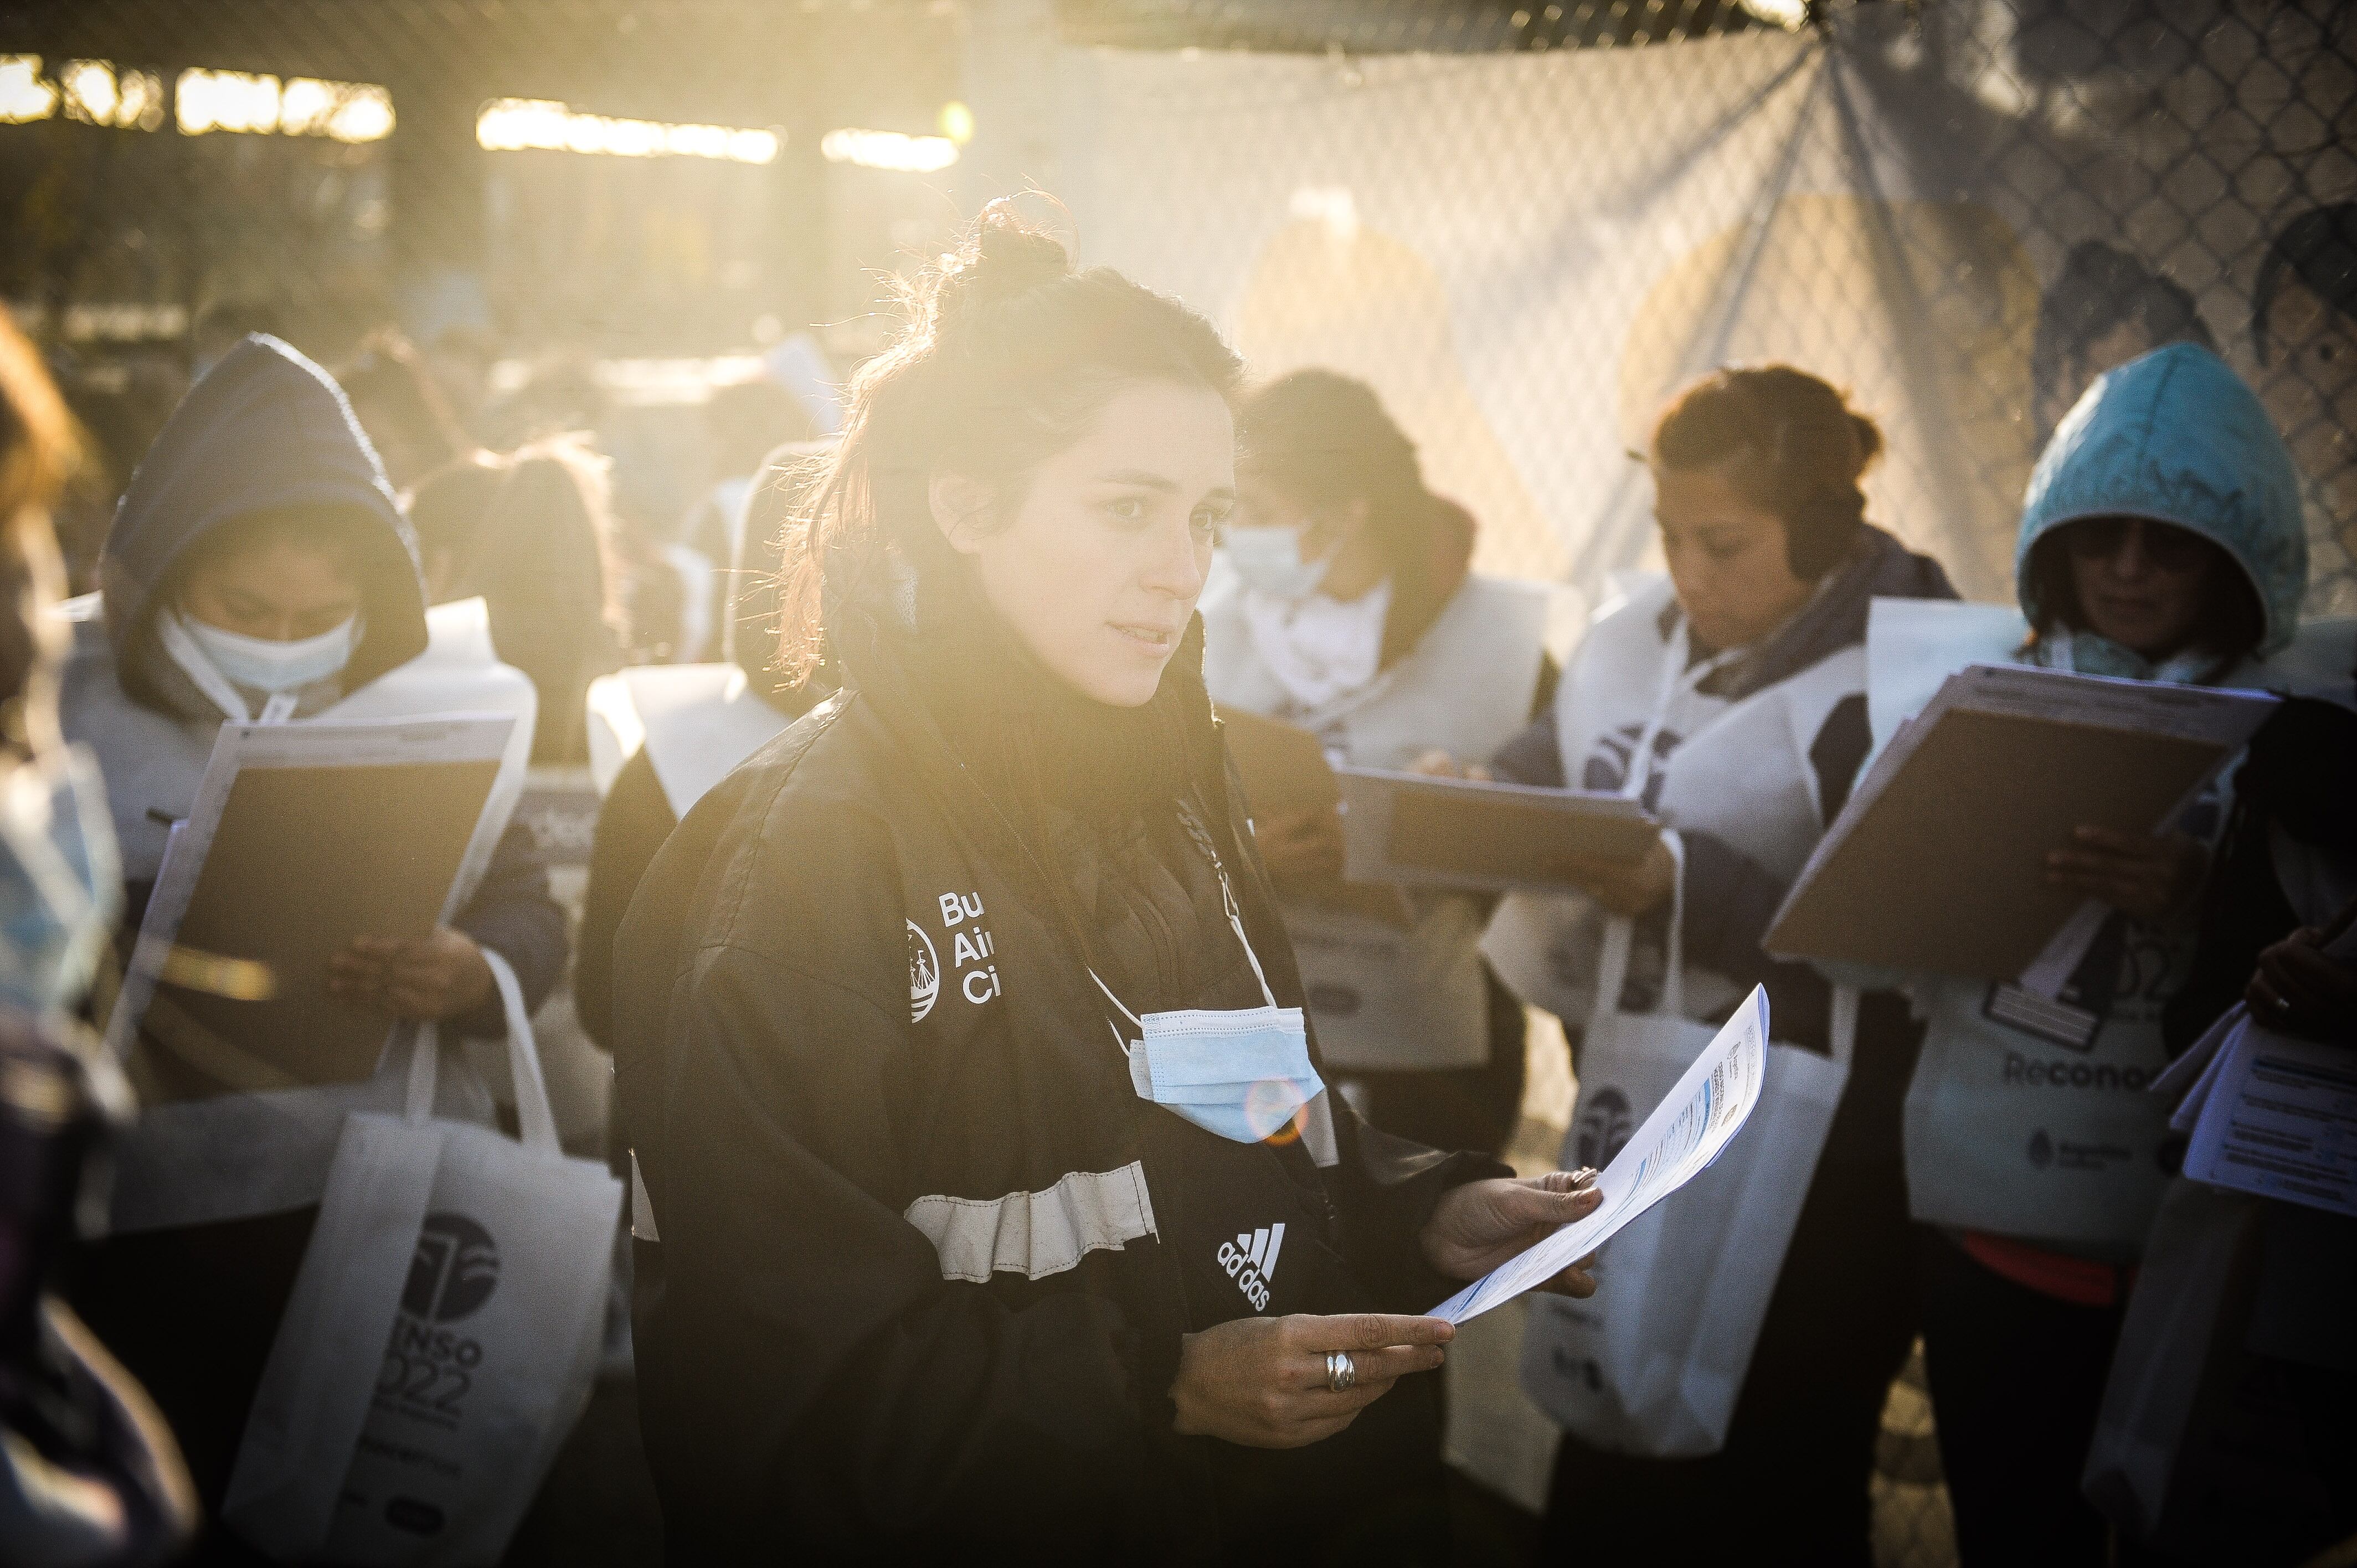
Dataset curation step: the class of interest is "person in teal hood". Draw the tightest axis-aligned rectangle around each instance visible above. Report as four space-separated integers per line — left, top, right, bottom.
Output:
1879 340 2323 1567
2015 338 2304 682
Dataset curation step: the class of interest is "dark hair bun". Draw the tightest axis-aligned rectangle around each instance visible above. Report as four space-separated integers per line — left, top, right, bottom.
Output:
1651 363 1882 580
929 201 1072 328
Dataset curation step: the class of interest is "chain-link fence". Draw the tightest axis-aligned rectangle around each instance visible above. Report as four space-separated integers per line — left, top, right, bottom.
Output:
6 4 2352 1566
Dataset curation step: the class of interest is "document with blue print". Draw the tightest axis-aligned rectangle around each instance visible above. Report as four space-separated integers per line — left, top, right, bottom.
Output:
1432 987 1770 1324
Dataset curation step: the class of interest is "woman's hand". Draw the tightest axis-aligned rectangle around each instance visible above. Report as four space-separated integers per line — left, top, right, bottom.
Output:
329 926 496 1021
2045 827 2208 923
1253 806 1346 893
1419 1172 1604 1292
1560 835 1677 919
1170 1312 1453 1448
2246 920 2357 1039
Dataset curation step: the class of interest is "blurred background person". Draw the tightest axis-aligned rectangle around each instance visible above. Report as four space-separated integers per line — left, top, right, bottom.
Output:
1888 342 2316 1566
408 436 626 765
188 301 284 386
2029 240 2216 446
1483 365 1954 1567
2252 203 2357 601
574 440 830 1056
336 327 473 493
1200 368 1548 1157
0 306 195 1568
674 378 819 664
57 334 566 1539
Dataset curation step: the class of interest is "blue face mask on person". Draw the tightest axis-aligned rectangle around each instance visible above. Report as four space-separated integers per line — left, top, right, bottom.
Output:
1093 834 1326 1144
1221 524 1335 602
1125 1003 1325 1144
0 747 120 1019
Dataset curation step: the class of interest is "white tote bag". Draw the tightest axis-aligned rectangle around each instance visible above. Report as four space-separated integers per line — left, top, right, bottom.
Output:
1517 865 1853 1457
224 952 622 1565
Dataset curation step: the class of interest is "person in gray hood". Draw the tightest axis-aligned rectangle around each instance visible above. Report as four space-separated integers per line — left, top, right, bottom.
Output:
58 334 566 1536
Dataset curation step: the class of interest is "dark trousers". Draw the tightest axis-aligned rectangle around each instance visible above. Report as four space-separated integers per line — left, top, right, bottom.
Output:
1913 1227 2127 1567
1536 1152 1919 1567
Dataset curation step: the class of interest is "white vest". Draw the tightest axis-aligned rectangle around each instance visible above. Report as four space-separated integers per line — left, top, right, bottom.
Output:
69 598 542 1233
1484 575 1863 1027
1202 572 1548 1071
1871 600 2357 1252
584 662 791 817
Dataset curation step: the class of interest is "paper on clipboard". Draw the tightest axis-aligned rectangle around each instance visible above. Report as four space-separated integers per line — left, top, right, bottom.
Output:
1335 766 1657 896
111 715 516 1102
1432 986 1770 1324
1764 664 2276 986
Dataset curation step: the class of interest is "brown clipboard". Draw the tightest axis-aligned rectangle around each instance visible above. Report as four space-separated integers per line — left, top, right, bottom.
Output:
130 733 506 1103
1764 667 2276 979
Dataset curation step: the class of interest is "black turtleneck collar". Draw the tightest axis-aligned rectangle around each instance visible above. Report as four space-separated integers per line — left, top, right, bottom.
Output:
832 543 1217 839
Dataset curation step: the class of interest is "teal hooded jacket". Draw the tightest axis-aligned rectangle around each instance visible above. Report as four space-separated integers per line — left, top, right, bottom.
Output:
2017 341 2306 658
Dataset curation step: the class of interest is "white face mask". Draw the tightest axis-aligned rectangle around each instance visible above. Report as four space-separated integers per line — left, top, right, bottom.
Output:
1221 524 1336 602
168 607 358 695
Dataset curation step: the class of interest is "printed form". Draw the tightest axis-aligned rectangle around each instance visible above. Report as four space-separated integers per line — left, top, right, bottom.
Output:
1432 986 1769 1324
2164 1004 2357 1220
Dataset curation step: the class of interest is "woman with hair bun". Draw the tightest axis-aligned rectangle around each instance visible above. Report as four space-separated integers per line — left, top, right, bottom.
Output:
1476 365 1957 1566
610 205 1603 1562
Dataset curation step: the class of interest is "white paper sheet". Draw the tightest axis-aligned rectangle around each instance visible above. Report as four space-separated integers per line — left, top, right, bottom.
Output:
1430 986 1770 1324
2158 1004 2241 1133
2180 1019 2357 1219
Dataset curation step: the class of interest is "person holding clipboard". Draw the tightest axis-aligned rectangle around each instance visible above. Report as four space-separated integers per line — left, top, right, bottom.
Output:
1868 342 2342 1566
1469 366 1957 1566
56 335 567 1529
610 209 1603 1562
1197 370 1550 1155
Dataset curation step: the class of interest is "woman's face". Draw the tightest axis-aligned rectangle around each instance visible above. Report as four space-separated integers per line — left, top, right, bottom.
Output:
2060 515 2221 659
938 380 1237 707
179 529 362 641
1653 463 1816 653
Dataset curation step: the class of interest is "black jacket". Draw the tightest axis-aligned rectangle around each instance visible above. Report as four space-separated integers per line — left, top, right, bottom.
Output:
613 586 1500 1563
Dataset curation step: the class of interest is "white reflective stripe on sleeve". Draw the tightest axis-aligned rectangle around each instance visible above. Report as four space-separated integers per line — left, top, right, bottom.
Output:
630 1151 661 1243
904 1162 1159 1283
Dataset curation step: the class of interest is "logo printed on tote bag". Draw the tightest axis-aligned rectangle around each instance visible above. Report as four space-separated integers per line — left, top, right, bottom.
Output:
378 1213 500 1435
1575 1088 1635 1169
403 1214 499 1321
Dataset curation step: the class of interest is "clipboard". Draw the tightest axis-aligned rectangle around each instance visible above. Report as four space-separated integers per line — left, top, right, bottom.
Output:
114 715 518 1103
1764 663 2278 982
1215 706 1414 926
1335 766 1659 895
1216 705 1342 817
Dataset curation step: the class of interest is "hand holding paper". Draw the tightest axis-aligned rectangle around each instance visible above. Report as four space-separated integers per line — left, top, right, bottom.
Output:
1430 987 1770 1324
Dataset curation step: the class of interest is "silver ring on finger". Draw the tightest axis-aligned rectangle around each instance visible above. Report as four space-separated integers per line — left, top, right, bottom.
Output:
1325 1350 1356 1392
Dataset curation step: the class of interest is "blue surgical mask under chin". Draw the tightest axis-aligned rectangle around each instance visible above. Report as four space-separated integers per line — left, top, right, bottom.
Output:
1125 1003 1325 1144
0 747 121 1018
1222 524 1335 602
168 607 359 694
